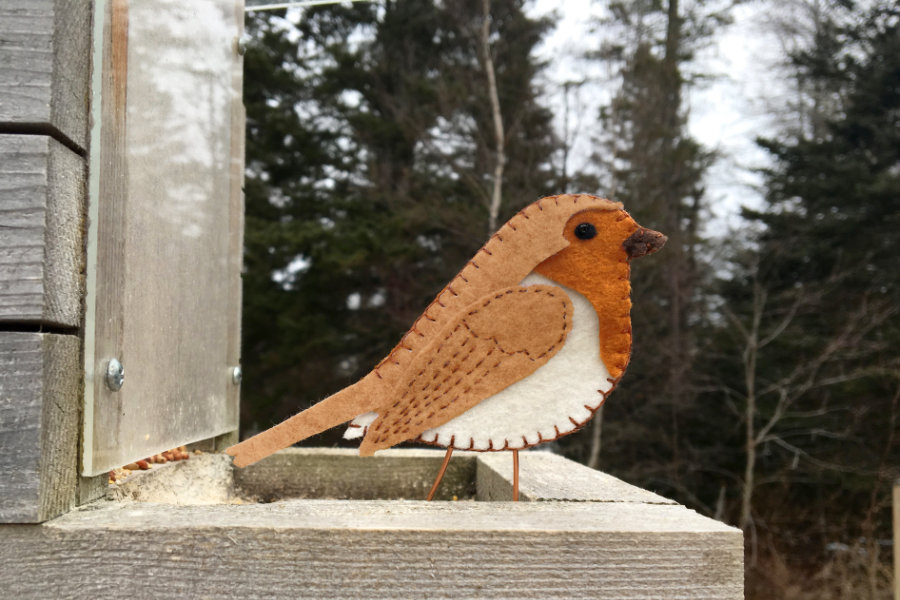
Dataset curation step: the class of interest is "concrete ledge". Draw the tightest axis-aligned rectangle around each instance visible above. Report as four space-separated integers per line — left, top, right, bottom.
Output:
0 448 743 599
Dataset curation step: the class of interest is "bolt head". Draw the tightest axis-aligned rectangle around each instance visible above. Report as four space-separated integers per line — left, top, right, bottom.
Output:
106 358 125 391
231 366 242 386
235 33 250 56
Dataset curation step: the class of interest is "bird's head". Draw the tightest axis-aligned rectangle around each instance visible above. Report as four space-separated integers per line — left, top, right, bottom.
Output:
533 206 666 290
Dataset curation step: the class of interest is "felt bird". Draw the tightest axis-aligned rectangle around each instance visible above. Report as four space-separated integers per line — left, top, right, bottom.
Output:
226 193 665 499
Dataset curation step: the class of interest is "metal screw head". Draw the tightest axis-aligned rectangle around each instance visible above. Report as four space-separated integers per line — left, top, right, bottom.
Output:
231 366 242 386
106 358 125 391
235 33 251 56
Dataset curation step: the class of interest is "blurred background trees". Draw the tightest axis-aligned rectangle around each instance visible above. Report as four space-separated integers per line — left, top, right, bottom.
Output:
240 1 898 597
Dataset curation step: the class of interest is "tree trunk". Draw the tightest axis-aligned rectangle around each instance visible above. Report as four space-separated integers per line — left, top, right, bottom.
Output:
587 405 603 469
661 0 689 472
739 282 761 534
480 0 505 235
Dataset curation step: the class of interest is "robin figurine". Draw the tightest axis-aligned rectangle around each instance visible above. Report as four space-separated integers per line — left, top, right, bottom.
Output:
227 194 666 500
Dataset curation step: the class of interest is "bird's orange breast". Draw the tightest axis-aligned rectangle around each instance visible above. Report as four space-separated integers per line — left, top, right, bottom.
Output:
533 209 637 380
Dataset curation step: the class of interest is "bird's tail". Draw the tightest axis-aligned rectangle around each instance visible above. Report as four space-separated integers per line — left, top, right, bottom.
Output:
225 374 378 468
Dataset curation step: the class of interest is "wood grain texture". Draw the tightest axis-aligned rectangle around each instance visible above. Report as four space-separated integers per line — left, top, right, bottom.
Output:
84 0 243 474
894 482 899 600
476 451 678 503
0 135 85 327
0 499 743 599
0 332 81 522
233 448 477 501
77 472 107 506
0 0 93 150
225 4 245 442
82 0 128 475
0 449 743 596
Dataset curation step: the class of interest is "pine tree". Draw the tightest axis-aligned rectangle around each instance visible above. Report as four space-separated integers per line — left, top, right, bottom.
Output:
712 4 899 594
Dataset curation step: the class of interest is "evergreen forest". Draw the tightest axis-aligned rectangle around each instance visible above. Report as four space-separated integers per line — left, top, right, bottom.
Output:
240 1 899 596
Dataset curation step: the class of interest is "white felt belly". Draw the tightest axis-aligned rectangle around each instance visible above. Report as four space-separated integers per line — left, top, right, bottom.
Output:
344 273 612 450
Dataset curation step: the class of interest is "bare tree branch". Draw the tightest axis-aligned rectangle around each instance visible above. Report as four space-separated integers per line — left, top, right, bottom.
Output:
480 0 505 234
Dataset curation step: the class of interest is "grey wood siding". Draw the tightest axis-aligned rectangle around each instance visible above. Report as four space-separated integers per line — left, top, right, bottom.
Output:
0 333 81 522
0 135 85 327
0 0 93 151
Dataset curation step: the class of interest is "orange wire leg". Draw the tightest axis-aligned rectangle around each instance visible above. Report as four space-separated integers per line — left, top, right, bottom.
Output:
512 449 520 502
426 447 454 501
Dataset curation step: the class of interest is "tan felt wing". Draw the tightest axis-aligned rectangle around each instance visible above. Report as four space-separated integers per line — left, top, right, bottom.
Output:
359 285 573 455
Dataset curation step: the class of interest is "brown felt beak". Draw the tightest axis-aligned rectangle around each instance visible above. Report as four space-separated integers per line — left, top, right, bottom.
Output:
623 227 667 259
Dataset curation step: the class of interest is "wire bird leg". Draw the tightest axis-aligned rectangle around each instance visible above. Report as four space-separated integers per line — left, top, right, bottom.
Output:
426 447 454 501
426 447 520 501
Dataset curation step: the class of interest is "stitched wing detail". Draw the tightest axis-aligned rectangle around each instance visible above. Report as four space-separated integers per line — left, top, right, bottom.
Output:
358 285 573 455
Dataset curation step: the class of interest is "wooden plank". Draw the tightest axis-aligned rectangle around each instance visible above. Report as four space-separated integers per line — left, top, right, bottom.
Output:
0 332 81 522
225 0 246 446
0 498 743 599
233 448 477 501
82 0 128 475
894 481 899 600
0 0 93 150
476 451 678 503
83 0 243 475
77 473 108 507
0 449 743 595
0 135 85 327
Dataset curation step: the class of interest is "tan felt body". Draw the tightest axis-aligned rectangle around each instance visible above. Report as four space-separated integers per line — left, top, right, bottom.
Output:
359 286 573 455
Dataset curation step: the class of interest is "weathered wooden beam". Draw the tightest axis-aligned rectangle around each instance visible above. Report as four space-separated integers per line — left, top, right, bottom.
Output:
0 0 93 151
0 135 85 328
0 449 744 597
0 332 81 522
82 0 244 474
893 480 899 600
234 448 477 501
475 450 679 503
0 499 743 599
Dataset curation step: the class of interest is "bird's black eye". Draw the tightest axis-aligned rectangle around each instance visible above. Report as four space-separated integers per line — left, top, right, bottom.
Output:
574 222 597 240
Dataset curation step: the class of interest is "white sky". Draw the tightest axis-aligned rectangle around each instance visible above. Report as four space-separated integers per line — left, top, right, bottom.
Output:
528 0 789 235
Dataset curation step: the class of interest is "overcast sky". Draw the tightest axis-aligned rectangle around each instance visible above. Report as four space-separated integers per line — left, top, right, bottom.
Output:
528 0 788 235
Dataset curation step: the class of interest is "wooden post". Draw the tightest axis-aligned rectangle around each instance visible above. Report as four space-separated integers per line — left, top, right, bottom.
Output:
0 0 100 523
82 0 244 475
2 0 244 519
894 480 899 600
0 0 92 149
